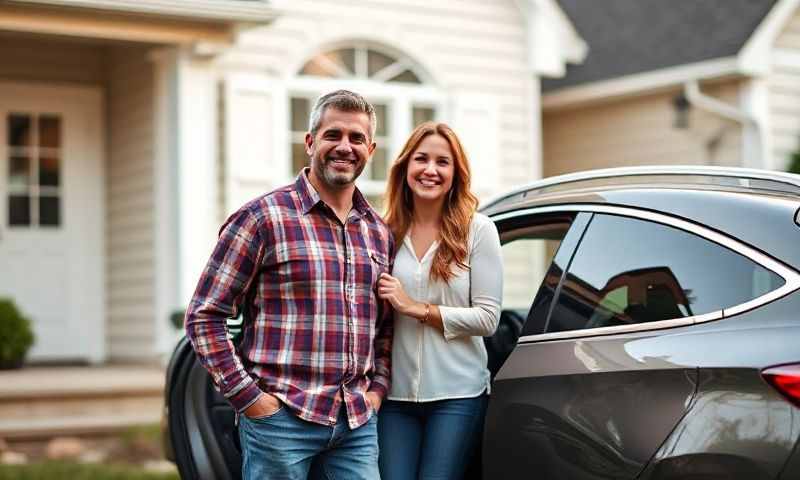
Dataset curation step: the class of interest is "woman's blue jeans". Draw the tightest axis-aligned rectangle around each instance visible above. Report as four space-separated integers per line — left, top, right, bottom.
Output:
378 395 488 480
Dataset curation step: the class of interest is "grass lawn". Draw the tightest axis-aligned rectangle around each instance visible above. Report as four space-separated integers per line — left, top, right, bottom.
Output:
0 423 178 480
0 462 179 480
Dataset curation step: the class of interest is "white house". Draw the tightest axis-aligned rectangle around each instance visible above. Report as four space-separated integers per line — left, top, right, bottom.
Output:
0 0 584 364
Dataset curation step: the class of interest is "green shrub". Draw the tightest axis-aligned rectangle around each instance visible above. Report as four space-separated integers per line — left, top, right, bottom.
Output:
169 309 185 330
0 299 34 369
788 147 800 175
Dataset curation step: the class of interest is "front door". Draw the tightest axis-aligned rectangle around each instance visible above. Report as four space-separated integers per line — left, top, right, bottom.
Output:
0 82 104 363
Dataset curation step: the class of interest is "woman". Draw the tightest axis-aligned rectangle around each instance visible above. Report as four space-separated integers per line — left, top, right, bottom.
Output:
377 122 503 479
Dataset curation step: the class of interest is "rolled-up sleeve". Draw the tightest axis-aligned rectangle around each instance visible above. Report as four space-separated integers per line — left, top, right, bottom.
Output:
439 218 503 341
185 207 266 412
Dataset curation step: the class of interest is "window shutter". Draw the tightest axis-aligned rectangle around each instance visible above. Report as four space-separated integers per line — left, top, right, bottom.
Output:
450 93 499 197
223 73 287 215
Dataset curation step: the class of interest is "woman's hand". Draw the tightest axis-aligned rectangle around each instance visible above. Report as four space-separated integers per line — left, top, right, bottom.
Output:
378 273 421 316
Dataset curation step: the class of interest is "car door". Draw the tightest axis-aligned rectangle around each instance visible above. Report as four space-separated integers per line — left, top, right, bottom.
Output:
483 209 705 479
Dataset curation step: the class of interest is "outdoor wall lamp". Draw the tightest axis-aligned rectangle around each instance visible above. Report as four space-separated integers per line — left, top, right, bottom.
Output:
672 93 690 129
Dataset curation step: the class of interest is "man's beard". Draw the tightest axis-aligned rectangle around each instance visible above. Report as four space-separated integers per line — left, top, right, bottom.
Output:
313 155 366 188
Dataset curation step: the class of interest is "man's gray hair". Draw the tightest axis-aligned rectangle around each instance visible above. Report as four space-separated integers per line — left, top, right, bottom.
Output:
308 90 377 140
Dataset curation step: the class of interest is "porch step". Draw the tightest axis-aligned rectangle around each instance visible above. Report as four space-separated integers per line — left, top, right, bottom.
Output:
0 365 165 439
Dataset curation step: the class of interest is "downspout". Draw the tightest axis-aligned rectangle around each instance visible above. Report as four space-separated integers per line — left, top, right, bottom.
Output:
683 80 765 169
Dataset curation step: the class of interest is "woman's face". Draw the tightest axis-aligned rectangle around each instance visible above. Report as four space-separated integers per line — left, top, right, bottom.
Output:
405 133 455 205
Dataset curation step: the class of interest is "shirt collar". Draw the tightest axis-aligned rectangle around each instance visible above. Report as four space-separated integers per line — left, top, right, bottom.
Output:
295 167 373 219
295 168 321 215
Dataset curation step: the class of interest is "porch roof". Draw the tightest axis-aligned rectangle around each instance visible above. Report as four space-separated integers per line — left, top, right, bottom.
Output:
4 0 277 23
0 0 277 45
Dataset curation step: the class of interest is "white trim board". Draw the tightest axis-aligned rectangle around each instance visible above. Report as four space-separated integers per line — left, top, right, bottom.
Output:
739 0 800 75
542 57 741 111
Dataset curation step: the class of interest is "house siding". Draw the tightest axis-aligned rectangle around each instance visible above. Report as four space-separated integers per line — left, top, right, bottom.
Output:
543 80 744 177
770 9 800 170
218 0 535 214
106 46 156 360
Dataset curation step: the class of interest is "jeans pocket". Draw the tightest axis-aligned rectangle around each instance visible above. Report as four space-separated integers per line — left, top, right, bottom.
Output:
245 404 285 422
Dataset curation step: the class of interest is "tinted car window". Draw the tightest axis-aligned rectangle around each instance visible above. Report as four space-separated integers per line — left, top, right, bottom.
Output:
546 214 785 334
511 213 591 338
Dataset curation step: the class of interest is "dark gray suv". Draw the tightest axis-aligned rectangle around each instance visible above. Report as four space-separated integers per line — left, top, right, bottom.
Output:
164 166 800 479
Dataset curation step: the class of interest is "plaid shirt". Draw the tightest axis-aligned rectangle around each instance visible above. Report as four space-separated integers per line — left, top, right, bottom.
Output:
186 169 394 428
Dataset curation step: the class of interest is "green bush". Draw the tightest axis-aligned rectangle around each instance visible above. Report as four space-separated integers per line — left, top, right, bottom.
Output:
788 147 800 175
0 299 34 369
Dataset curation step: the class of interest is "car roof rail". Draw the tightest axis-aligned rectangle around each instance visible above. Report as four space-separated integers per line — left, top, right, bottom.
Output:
482 165 800 210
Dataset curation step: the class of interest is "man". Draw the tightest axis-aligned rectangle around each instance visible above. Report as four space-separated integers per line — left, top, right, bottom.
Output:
185 90 394 479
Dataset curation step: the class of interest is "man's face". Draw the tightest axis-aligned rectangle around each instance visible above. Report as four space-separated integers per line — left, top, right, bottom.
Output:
305 108 375 189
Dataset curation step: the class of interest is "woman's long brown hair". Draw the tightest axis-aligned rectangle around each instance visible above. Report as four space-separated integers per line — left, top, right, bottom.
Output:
383 122 479 283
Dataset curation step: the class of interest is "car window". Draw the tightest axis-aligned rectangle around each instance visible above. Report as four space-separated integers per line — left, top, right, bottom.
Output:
545 213 785 334
496 213 592 338
501 225 567 317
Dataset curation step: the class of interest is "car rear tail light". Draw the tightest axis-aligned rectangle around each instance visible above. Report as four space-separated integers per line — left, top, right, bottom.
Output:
763 364 800 408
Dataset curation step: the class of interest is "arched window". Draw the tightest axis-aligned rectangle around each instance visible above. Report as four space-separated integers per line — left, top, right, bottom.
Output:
289 44 441 209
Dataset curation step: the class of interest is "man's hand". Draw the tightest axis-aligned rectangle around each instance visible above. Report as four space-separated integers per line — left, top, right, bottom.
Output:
365 391 382 413
243 393 281 419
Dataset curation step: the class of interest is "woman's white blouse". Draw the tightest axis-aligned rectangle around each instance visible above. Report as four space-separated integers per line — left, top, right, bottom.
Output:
387 213 503 402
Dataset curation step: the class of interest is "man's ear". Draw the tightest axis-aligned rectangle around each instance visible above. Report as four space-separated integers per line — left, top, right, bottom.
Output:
304 132 314 156
368 141 376 156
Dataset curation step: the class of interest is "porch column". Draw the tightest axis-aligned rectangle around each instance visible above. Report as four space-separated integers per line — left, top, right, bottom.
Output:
152 47 220 357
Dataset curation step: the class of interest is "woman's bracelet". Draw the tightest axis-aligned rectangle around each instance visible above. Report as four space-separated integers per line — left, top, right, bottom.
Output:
420 303 431 324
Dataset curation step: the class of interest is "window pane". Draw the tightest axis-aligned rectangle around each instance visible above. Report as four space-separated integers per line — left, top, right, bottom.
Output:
497 216 577 338
371 147 388 181
387 69 421 84
326 48 356 75
9 195 30 226
299 59 337 77
39 155 60 187
291 97 310 132
300 49 355 77
292 142 309 175
373 104 388 137
547 214 786 334
367 50 395 77
8 114 31 147
412 106 435 128
503 239 562 313
9 156 30 188
39 115 61 148
39 195 60 226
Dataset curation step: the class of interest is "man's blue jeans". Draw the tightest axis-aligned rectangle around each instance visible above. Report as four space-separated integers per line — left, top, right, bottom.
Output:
377 395 488 480
238 403 380 480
